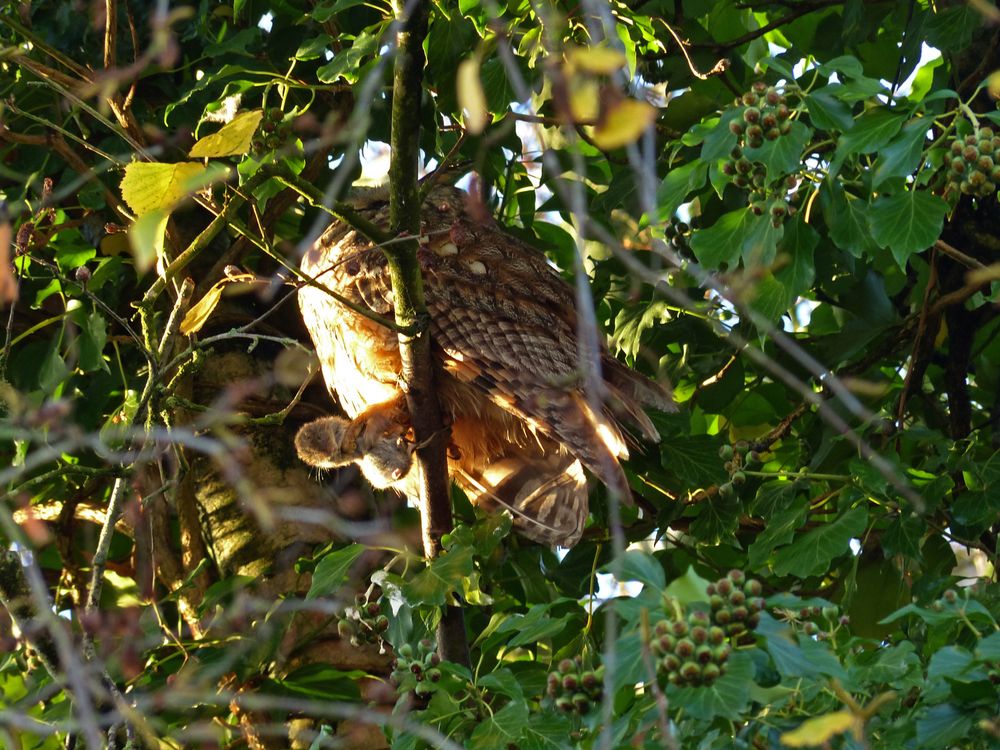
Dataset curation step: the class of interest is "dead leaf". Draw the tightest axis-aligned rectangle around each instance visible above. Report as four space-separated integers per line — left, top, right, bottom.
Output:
120 162 208 216
457 57 489 134
179 282 225 335
190 110 264 158
590 98 657 150
780 710 858 747
566 45 626 75
0 210 16 305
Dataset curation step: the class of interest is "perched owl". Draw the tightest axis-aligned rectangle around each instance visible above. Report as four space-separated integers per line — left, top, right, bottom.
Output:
295 184 672 547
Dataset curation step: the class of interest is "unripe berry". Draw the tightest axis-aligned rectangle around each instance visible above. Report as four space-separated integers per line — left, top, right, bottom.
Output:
744 107 761 124
736 157 752 174
752 82 768 94
730 121 745 136
709 626 725 645
427 668 441 682
744 579 762 597
691 626 709 645
713 644 732 663
662 653 680 672
75 266 91 284
732 606 749 622
710 594 725 610
722 161 737 176
943 588 958 603
562 674 579 691
964 146 979 161
742 92 759 106
671 620 689 638
715 608 731 625
728 570 746 586
803 621 818 636
749 597 766 613
951 140 964 154
766 127 781 141
732 470 747 485
703 662 722 682
581 671 599 690
556 696 573 712
766 89 781 106
659 634 676 653
965 134 978 146
695 645 713 664
676 638 695 659
572 693 590 713
716 579 733 596
776 103 790 120
746 124 764 142
730 590 746 606
558 658 575 674
719 444 734 460
680 661 701 682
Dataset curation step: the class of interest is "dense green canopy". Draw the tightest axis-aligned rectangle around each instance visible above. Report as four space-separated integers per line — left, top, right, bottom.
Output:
1 0 999 748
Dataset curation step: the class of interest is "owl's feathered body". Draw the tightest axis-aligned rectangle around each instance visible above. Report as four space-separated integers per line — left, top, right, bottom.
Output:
297 185 671 546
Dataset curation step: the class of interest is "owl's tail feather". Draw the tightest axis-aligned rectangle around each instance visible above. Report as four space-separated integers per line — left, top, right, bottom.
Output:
456 454 589 548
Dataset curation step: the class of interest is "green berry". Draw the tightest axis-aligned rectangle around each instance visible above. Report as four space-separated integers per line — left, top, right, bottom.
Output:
703 662 722 682
691 626 709 645
662 653 680 672
719 444 734 459
728 570 746 586
744 579 762 597
680 661 701 683
675 638 695 659
695 645 713 664
572 693 590 713
943 589 958 603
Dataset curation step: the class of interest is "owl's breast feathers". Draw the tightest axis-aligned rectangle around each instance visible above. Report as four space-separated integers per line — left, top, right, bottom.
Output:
298 185 673 546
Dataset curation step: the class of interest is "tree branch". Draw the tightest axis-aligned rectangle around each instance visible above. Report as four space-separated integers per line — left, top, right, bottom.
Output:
385 0 468 666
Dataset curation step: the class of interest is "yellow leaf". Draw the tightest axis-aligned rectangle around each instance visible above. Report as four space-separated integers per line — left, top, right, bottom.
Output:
781 710 857 747
189 110 264 158
965 261 1000 286
127 209 168 274
569 79 600 123
120 162 208 216
457 57 489 134
180 282 225 335
590 98 657 150
566 45 626 75
988 71 1000 100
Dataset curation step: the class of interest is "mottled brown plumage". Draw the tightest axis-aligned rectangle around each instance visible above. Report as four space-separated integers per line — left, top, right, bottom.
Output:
296 185 672 546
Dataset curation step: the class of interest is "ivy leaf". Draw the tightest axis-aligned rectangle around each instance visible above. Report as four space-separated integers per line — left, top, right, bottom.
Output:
775 218 818 300
402 545 474 606
748 498 808 569
689 209 750 268
120 162 211 216
659 434 727 487
837 108 906 157
520 712 574 750
825 183 876 258
772 506 868 578
306 544 365 600
468 700 528 750
869 191 949 268
591 99 657 150
656 160 708 219
872 119 930 189
668 650 753 720
804 89 854 132
743 120 812 177
606 549 665 589
915 704 974 748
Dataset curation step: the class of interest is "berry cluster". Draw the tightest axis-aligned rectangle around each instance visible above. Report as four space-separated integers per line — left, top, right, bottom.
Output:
251 107 292 155
664 221 693 259
946 127 1000 197
390 638 441 702
649 609 732 687
336 593 389 647
728 83 793 148
717 441 753 500
775 603 848 639
707 570 766 640
546 656 605 714
929 587 966 611
720 83 801 227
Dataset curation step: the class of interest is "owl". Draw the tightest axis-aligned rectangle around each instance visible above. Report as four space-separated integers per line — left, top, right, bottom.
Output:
295 184 672 547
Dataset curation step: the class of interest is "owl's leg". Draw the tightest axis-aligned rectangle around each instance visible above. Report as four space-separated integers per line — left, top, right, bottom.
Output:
339 392 410 457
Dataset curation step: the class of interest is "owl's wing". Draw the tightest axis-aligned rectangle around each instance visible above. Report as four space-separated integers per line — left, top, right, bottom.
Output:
421 232 653 500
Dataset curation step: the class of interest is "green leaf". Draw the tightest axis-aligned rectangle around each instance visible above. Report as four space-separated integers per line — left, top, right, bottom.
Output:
77 311 109 373
659 434 728 487
668 650 753 720
663 566 712 604
478 668 524 700
656 160 708 219
824 184 877 258
520 712 574 750
468 700 528 750
976 631 1000 661
607 550 665 589
402 545 474 606
317 29 381 83
775 218 818 300
306 544 365 600
838 108 906 157
743 121 812 177
690 209 751 268
915 704 974 748
772 506 868 578
869 191 949 268
610 631 647 696
872 119 929 189
805 90 854 132
748 498 808 569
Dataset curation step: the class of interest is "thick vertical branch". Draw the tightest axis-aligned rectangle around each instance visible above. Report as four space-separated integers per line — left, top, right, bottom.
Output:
385 0 469 665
